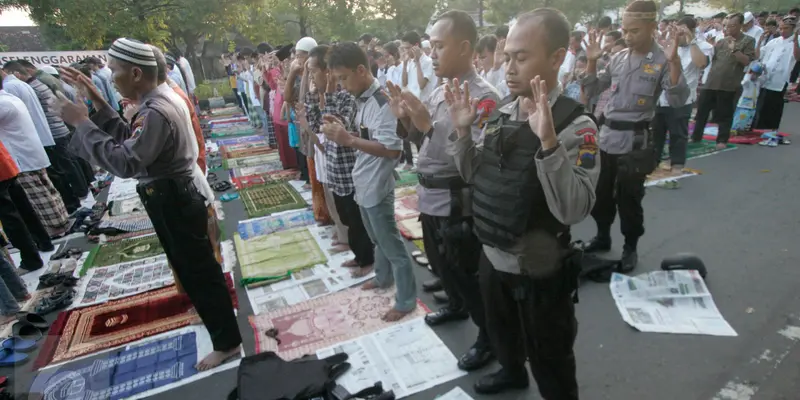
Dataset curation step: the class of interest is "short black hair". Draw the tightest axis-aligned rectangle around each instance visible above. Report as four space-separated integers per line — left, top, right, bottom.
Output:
728 12 745 24
17 59 35 69
382 41 400 59
3 61 29 77
712 12 727 19
614 38 626 48
678 16 697 30
173 48 183 58
494 25 509 39
422 33 430 40
327 41 369 71
257 42 273 54
358 33 373 43
598 16 612 28
766 19 778 27
401 31 421 46
605 30 622 41
435 9 478 49
791 7 800 14
516 8 571 54
309 45 330 69
570 31 583 41
759 11 770 17
476 34 498 53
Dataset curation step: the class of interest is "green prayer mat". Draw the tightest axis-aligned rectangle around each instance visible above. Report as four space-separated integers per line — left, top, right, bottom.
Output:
210 127 256 138
235 228 327 287
663 141 736 161
80 234 164 276
240 182 307 218
396 169 419 188
413 239 425 253
223 153 281 169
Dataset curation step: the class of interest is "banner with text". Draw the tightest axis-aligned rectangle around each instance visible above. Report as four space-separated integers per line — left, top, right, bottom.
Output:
0 51 109 68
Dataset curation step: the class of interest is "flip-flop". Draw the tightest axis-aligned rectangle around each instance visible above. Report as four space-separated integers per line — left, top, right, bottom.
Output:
1 337 37 353
11 323 42 342
0 348 28 367
220 193 239 202
414 256 429 266
411 250 423 257
16 312 50 330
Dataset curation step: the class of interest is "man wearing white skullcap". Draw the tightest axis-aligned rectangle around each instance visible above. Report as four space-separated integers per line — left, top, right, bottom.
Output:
743 11 764 40
57 37 243 371
285 36 319 187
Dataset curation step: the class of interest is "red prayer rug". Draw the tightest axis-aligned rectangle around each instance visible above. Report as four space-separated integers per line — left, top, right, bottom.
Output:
250 287 429 360
33 274 237 370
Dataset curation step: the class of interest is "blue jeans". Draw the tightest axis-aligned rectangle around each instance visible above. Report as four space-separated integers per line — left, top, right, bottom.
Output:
0 255 28 316
360 192 417 312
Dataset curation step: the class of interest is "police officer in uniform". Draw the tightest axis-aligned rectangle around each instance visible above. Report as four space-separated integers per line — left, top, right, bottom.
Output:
581 0 689 272
386 10 500 371
446 9 600 398
58 39 242 371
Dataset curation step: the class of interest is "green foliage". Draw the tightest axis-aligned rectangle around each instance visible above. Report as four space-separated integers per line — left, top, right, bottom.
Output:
194 79 233 100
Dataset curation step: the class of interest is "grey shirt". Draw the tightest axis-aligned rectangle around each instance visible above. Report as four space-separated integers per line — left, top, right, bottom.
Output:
410 69 500 217
352 79 402 209
448 86 601 276
583 41 690 154
70 89 194 183
27 78 70 139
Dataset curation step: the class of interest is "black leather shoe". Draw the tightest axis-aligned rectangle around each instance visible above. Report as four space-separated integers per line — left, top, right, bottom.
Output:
581 236 612 253
422 278 442 292
620 247 638 273
37 242 55 252
457 345 494 371
474 368 529 395
432 290 449 304
425 307 469 327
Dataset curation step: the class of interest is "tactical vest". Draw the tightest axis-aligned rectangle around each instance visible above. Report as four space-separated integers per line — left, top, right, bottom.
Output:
472 96 589 252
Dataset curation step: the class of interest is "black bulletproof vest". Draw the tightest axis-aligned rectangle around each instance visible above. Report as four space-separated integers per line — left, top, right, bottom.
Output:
472 96 588 252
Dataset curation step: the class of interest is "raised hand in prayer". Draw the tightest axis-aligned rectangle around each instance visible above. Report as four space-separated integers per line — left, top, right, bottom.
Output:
399 90 432 132
522 76 557 146
665 27 680 62
586 32 603 61
55 90 90 127
443 78 478 132
494 39 506 69
321 114 352 146
385 81 408 119
58 66 106 108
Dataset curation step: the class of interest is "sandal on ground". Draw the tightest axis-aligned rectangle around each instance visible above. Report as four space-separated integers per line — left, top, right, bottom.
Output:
220 193 239 202
16 312 49 330
414 256 429 266
1 337 37 353
411 250 423 257
212 181 233 192
0 348 28 367
50 247 82 261
34 288 75 315
656 180 680 190
10 323 42 342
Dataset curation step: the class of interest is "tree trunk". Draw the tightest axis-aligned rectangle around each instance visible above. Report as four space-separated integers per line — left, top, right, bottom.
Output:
679 0 685 14
297 0 308 37
478 0 484 27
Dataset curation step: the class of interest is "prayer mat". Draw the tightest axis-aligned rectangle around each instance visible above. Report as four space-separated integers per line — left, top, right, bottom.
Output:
250 287 429 359
238 210 316 240
230 164 288 178
224 147 277 160
232 170 301 190
30 332 198 400
645 168 700 187
18 169 71 237
413 239 425 253
216 135 266 146
684 141 736 159
398 218 423 240
74 255 172 307
395 194 420 221
240 182 307 218
109 197 146 216
210 126 256 138
33 275 237 369
80 234 164 276
93 230 157 243
395 169 419 188
221 139 271 151
208 106 243 116
97 214 154 234
223 153 281 169
236 228 327 287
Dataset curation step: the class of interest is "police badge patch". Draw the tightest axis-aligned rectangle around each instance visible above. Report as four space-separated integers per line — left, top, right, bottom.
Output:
476 98 497 129
131 115 145 139
577 134 598 169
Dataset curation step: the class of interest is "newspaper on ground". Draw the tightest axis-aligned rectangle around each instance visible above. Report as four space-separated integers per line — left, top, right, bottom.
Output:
106 177 140 201
316 318 467 399
244 225 375 315
435 387 474 400
609 270 737 336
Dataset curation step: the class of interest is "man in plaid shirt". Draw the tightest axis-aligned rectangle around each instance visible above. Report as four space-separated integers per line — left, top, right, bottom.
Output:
298 45 375 275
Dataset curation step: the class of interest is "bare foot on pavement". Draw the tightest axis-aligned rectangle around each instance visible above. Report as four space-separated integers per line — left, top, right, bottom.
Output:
382 308 413 322
351 266 373 278
196 345 241 371
342 259 359 268
330 244 350 254
361 280 380 290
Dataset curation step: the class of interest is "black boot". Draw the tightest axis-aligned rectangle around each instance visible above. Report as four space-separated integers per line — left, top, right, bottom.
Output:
474 368 529 395
422 278 442 292
457 342 494 371
424 306 469 326
581 235 612 253
621 245 638 273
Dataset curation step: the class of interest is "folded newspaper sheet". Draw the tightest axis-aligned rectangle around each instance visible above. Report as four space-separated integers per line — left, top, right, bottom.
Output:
316 318 467 399
436 387 474 400
609 270 737 336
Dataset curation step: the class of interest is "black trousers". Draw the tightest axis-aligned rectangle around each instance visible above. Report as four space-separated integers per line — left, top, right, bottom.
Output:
652 104 692 166
0 178 48 268
333 192 374 267
691 89 737 144
591 151 646 247
44 144 81 212
791 62 800 87
420 214 488 347
479 251 578 400
138 177 241 351
295 149 309 183
54 136 89 200
753 87 786 130
402 140 420 165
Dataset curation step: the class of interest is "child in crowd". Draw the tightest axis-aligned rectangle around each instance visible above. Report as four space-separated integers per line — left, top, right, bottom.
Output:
564 56 587 101
732 63 765 133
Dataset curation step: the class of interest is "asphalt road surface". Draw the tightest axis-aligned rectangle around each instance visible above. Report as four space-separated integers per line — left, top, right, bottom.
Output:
6 103 800 400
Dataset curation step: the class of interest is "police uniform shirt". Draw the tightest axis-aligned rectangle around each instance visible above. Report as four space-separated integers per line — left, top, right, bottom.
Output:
413 69 500 217
351 79 402 209
448 84 601 276
583 41 690 155
70 90 194 183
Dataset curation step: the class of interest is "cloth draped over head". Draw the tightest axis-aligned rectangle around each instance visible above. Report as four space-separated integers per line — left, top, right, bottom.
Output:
783 15 798 25
108 38 157 67
623 11 657 21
